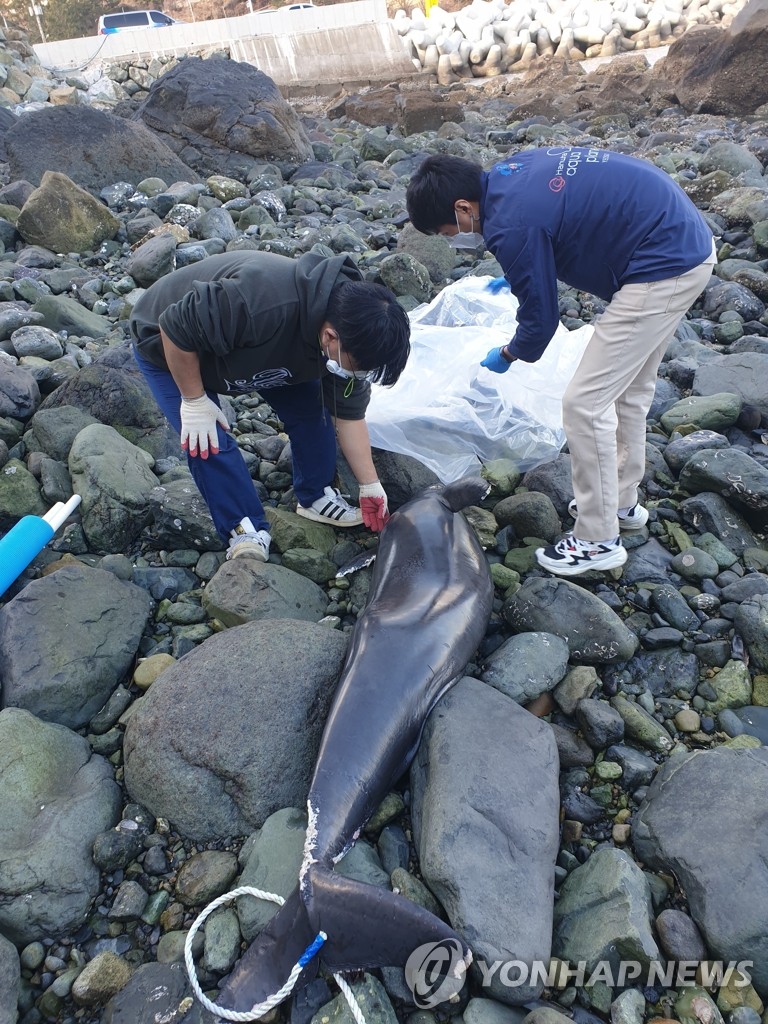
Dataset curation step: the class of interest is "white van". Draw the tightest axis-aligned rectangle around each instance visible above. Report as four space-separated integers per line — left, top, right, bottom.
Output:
97 10 180 33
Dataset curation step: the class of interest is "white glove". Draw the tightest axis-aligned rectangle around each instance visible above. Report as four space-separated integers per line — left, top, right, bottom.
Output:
359 481 389 532
180 394 229 459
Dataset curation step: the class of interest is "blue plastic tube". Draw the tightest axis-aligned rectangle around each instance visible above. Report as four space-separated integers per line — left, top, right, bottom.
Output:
0 495 82 598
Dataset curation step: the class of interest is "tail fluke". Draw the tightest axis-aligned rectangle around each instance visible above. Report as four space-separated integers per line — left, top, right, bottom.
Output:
217 888 319 1014
217 870 471 1014
305 865 471 973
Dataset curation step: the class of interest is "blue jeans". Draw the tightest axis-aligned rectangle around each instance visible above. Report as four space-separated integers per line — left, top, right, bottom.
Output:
134 349 337 540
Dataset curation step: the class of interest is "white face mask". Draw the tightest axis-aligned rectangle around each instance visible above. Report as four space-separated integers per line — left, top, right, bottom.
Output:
448 209 485 250
449 232 486 250
322 335 376 382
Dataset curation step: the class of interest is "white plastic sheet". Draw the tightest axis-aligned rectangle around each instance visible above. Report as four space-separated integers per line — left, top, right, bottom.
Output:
366 275 594 483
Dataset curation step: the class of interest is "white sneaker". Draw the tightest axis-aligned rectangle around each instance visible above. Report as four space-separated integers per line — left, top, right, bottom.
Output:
296 487 363 527
568 499 649 531
536 533 627 577
226 519 271 562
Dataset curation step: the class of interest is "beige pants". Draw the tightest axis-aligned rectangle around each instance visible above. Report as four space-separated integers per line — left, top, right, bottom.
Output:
563 243 717 543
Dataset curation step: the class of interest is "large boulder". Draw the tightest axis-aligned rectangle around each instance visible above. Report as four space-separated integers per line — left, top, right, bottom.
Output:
38 345 180 461
0 932 19 1023
201 559 329 626
652 3 768 115
411 677 560 1005
678 447 768 527
503 577 638 664
102 961 216 1024
336 87 465 134
553 847 660 981
135 58 313 178
22 405 100 463
0 564 152 729
123 619 348 841
3 105 200 195
68 423 159 553
16 171 120 254
633 747 768 998
31 294 112 340
0 458 47 530
0 708 121 944
0 360 40 421
693 352 768 418
0 107 17 162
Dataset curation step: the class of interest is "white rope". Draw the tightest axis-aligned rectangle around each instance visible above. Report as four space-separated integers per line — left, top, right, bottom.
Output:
333 971 368 1024
184 885 367 1024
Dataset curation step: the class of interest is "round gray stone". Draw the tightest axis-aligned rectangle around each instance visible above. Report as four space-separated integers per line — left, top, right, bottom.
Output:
503 577 638 665
124 619 348 841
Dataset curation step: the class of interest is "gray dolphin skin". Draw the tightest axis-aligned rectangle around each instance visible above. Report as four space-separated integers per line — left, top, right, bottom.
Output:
218 476 494 1013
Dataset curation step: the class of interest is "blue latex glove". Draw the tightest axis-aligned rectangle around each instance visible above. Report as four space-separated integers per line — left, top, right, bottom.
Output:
481 347 513 373
486 277 510 294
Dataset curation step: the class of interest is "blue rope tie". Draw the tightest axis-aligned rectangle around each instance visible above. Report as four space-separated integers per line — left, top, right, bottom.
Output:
298 931 327 968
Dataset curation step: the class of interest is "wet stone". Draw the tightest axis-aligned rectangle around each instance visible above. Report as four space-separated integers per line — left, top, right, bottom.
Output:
650 584 700 632
718 709 745 739
174 850 238 908
610 695 674 754
655 908 707 962
554 665 599 715
575 699 625 749
642 627 685 649
732 705 768 744
377 825 409 875
599 753 651 804
670 546 720 583
550 722 595 768
108 880 149 921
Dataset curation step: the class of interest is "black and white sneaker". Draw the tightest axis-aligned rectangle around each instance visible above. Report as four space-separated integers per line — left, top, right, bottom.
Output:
297 486 363 527
536 533 627 577
568 499 649 531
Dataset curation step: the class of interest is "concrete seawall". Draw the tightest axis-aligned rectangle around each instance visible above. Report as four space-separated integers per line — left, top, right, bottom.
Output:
33 0 416 87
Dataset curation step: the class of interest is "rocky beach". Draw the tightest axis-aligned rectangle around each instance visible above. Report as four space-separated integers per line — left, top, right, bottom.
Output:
1 4 768 1024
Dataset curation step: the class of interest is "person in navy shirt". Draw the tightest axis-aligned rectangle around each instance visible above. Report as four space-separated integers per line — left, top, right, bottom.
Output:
406 148 716 576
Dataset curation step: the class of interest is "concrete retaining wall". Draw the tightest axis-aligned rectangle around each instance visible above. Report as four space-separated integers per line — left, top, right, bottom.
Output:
33 0 416 85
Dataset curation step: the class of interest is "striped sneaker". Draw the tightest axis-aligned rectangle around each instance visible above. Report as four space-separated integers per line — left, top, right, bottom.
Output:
568 500 649 531
536 532 627 577
297 486 363 527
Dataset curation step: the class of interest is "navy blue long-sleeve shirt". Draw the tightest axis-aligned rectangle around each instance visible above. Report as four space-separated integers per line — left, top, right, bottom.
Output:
480 147 714 362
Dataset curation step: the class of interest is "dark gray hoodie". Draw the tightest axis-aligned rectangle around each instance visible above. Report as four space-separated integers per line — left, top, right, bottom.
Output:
130 249 370 417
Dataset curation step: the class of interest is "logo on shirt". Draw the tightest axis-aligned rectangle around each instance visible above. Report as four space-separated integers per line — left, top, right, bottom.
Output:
496 161 523 175
222 368 292 392
548 176 566 193
546 146 610 180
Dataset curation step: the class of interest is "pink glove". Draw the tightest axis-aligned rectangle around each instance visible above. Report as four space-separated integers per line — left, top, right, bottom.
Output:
358 481 389 532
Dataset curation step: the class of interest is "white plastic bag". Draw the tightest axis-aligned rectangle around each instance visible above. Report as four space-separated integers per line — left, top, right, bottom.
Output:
366 275 593 483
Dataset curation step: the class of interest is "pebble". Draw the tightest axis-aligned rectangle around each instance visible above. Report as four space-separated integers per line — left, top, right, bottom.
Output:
674 709 701 733
132 653 176 690
655 908 707 962
174 850 238 907
71 951 132 1006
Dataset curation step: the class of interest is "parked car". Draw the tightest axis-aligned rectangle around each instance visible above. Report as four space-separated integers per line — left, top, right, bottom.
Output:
97 10 181 33
286 3 314 8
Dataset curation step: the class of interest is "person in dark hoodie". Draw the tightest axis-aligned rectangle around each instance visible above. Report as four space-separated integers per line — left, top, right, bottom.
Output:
131 250 411 562
405 148 716 577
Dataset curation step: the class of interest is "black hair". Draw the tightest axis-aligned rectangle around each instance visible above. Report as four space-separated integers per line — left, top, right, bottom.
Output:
326 280 411 386
406 155 484 235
